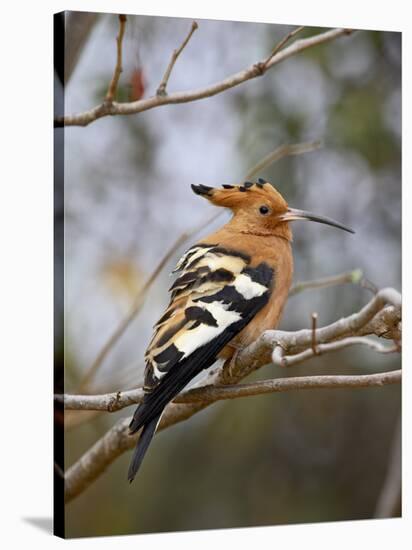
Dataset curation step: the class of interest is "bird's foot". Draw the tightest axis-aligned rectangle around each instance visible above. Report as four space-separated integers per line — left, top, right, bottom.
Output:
227 344 245 379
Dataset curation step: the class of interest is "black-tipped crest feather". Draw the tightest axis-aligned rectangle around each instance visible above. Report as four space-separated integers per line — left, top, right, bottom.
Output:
191 184 213 196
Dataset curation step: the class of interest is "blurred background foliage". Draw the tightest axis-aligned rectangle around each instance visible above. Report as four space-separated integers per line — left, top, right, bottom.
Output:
57 12 401 538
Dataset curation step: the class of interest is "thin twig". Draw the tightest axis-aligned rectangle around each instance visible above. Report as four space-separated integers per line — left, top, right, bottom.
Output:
289 268 363 296
157 21 198 96
56 28 353 127
245 140 322 180
262 25 305 67
361 276 379 294
274 336 399 369
311 312 319 355
105 15 127 103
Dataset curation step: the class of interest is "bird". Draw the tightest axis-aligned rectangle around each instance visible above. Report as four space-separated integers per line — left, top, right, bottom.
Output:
127 179 354 482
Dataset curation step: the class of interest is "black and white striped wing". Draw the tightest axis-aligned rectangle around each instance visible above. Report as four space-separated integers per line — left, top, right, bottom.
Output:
129 243 273 433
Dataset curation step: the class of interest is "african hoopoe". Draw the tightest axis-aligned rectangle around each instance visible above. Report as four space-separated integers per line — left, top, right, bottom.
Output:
128 179 354 482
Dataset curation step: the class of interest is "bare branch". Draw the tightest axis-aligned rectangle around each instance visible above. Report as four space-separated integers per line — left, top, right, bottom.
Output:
63 286 401 503
59 387 144 412
244 140 322 180
179 370 401 403
69 288 401 410
262 25 305 67
55 27 353 127
289 268 363 296
222 287 401 383
311 312 319 355
157 21 198 96
105 15 127 103
64 369 400 502
272 336 399 368
359 306 402 342
58 366 401 413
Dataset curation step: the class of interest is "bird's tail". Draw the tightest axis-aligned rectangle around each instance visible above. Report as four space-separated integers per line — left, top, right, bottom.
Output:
127 411 162 483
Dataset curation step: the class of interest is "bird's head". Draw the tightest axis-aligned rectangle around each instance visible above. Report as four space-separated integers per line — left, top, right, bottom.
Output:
191 179 354 240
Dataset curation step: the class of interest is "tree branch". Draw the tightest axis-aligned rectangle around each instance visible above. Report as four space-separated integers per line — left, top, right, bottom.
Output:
244 140 322 180
64 369 401 503
59 370 400 412
262 25 305 67
157 21 198 96
289 268 364 296
178 370 401 403
217 287 401 384
105 15 127 102
55 27 353 127
272 336 398 368
63 287 401 502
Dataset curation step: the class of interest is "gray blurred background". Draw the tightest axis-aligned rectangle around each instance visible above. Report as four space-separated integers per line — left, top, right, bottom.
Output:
58 12 401 538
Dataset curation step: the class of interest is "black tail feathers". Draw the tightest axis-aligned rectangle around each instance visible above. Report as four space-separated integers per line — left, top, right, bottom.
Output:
127 412 162 483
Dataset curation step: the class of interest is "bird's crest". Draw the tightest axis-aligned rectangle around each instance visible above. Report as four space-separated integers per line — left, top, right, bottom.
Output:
191 178 289 214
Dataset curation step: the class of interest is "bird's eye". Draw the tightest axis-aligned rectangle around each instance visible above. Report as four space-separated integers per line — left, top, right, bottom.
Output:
259 205 270 215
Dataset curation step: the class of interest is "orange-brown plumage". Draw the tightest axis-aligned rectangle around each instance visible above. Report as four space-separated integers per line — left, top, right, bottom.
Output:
200 230 293 358
127 179 354 482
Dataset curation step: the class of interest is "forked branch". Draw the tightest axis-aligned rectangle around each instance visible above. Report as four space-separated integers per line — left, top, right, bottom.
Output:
55 27 353 127
63 287 401 503
157 21 198 96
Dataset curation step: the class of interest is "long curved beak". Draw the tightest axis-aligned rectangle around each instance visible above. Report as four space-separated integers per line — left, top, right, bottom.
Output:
279 208 355 234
